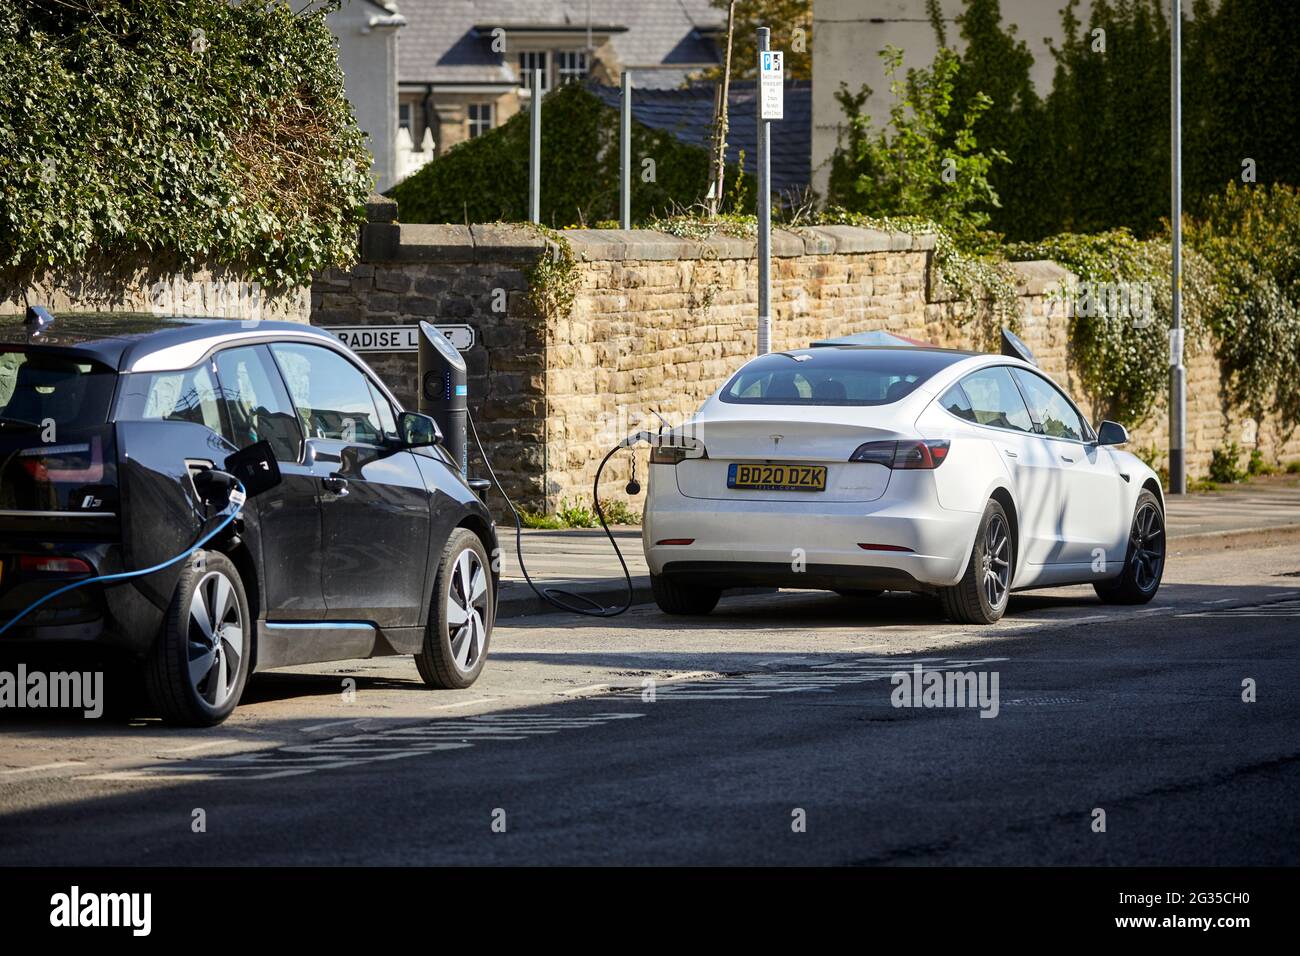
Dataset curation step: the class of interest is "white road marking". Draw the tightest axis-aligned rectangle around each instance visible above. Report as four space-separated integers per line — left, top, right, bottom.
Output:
159 740 235 754
302 718 364 733
0 761 83 776
429 697 498 711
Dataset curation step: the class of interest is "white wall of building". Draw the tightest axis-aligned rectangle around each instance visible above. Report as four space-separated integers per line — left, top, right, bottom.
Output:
811 0 1104 199
329 1 405 193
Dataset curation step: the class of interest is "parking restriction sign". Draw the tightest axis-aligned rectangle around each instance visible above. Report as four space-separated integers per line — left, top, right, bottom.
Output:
760 49 784 120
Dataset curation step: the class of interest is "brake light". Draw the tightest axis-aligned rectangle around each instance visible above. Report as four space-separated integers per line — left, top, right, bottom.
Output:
849 439 950 469
17 437 104 482
19 555 93 575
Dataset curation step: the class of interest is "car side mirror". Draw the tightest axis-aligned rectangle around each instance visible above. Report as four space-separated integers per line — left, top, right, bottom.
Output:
1096 420 1129 446
398 411 442 448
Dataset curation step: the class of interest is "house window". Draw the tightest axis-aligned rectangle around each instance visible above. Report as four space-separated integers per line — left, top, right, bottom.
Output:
518 51 549 90
398 103 412 132
467 103 494 139
556 50 589 85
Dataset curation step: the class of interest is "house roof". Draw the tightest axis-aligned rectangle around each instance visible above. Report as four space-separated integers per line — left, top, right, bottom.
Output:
398 0 723 88
588 80 813 198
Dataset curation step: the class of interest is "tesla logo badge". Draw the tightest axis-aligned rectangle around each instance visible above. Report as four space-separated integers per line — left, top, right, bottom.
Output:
770 435 783 446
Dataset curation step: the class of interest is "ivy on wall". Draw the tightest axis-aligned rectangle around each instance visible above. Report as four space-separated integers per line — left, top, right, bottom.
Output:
939 0 1300 241
0 0 371 287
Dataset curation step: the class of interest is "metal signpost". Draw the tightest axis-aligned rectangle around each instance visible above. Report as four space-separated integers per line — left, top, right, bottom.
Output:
620 71 632 230
756 29 782 356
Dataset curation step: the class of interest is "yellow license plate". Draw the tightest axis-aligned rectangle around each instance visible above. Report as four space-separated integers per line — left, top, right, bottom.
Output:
727 463 827 492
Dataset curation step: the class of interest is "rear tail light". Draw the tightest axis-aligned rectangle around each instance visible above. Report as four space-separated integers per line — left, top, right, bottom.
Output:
849 439 950 469
17 437 104 482
19 555 93 575
655 538 695 546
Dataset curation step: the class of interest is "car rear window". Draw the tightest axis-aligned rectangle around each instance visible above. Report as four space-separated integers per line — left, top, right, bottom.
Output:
718 348 966 406
0 349 118 514
0 348 117 429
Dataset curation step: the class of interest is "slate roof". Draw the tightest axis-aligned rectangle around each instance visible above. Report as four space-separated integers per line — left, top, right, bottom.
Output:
589 81 813 198
397 0 723 88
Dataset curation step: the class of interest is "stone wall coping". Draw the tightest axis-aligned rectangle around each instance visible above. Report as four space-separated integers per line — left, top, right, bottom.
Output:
1007 259 1072 297
364 223 938 264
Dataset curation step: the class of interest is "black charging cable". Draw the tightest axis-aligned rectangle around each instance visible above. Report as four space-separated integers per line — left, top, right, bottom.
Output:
467 413 642 617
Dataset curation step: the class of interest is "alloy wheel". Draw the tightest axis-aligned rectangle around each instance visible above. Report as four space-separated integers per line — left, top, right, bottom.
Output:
981 513 1011 610
187 570 244 707
447 548 489 672
1130 502 1165 592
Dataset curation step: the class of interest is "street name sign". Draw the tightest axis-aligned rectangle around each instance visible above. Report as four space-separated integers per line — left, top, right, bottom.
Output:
324 324 476 353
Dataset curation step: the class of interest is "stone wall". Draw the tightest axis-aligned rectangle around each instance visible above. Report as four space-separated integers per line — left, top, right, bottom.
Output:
1 260 309 324
311 206 1300 516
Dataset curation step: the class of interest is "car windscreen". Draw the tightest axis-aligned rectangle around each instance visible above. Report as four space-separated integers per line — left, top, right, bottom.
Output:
718 349 966 406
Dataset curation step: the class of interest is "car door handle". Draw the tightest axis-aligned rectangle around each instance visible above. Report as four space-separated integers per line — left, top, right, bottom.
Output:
1060 454 1075 463
1004 449 1018 459
322 475 349 496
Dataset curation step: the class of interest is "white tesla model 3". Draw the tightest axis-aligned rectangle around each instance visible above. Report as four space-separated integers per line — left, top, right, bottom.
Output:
642 346 1166 624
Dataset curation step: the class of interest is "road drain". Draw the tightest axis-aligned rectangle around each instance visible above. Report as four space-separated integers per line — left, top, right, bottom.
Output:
1002 697 1086 706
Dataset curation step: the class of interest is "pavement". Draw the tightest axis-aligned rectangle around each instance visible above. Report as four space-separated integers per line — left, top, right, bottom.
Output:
1 531 1297 865
496 475 1300 619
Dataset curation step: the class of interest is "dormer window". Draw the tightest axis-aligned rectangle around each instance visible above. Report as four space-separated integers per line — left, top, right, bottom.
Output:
556 50 589 85
518 51 549 90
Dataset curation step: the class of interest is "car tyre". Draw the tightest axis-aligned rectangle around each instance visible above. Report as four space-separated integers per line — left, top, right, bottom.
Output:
1094 490 1165 605
651 573 721 615
144 550 250 726
416 528 494 689
938 499 1013 625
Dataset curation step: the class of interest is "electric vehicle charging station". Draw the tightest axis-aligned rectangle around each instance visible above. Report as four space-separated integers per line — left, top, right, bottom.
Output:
417 320 468 477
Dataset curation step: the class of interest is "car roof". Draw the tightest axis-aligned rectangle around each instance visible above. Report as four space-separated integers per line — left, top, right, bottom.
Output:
794 344 984 357
0 311 341 371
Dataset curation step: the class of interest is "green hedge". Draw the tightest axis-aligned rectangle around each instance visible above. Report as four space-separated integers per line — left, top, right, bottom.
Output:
0 0 370 286
939 0 1300 241
389 84 752 227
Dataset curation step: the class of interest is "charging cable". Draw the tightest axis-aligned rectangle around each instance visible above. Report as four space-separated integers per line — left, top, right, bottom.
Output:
468 413 653 617
0 477 246 639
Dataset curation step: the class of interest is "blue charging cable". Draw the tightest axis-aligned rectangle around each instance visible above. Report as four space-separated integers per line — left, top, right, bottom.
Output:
0 478 246 639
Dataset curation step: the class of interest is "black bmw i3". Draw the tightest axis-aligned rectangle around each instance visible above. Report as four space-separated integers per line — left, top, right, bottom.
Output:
0 309 498 725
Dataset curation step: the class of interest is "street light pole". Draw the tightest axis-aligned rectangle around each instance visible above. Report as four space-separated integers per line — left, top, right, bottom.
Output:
756 26 771 356
529 67 542 225
1169 0 1186 494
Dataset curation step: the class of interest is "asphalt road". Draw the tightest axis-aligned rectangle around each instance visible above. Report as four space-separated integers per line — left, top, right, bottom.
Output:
1 535 1298 865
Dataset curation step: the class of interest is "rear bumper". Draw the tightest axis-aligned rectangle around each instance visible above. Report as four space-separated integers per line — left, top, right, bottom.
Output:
658 560 922 591
643 472 980 589
0 541 163 657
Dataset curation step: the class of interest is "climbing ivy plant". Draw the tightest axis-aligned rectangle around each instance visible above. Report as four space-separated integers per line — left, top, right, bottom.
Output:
0 0 371 287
